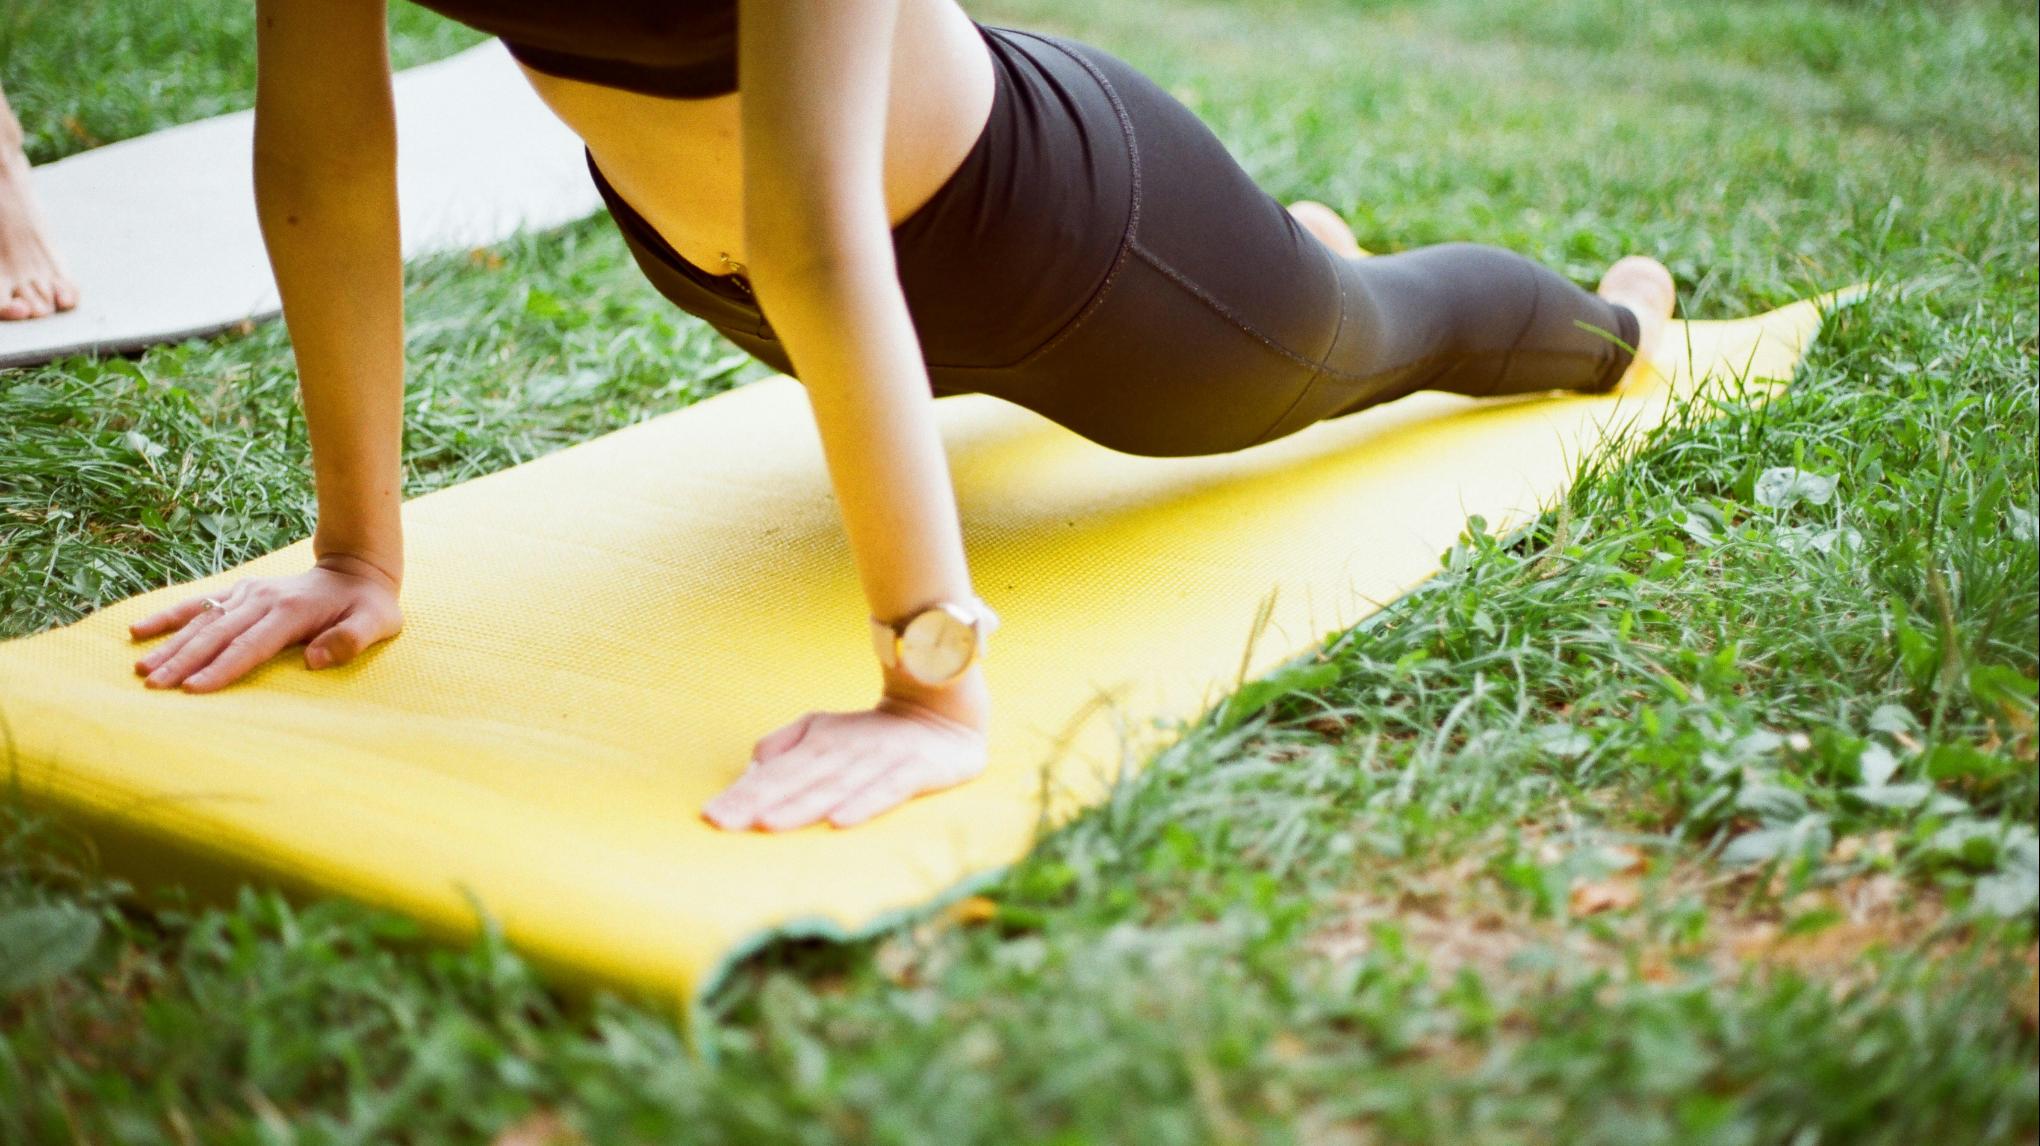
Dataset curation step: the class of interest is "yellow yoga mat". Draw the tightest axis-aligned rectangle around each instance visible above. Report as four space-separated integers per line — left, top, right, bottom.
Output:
0 292 1854 1011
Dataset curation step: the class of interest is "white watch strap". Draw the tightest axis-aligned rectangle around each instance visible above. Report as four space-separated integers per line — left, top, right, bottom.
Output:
870 614 900 668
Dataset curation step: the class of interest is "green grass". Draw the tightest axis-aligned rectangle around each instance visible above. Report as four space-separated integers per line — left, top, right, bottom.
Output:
4 0 2037 1141
0 0 485 163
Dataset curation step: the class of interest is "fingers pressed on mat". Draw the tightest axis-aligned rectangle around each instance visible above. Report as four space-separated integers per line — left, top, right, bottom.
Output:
135 605 230 675
147 607 262 688
754 753 898 832
751 711 820 763
703 743 865 831
827 770 932 828
306 610 384 669
134 584 247 646
699 765 775 830
181 613 304 693
131 595 217 641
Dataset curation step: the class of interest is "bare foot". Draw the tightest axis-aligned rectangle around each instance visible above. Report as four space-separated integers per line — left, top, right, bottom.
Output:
1287 199 1365 259
1595 255 1675 388
0 147 79 321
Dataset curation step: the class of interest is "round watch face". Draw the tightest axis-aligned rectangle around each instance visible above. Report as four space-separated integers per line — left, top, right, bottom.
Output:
899 604 978 684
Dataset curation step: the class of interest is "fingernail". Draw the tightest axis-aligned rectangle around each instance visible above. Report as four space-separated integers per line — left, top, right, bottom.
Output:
306 649 329 669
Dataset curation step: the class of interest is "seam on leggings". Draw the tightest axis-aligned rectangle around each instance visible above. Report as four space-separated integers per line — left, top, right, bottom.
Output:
1245 236 1351 446
1136 236 1629 400
1586 305 1640 391
1130 237 1386 385
1137 233 1597 391
1483 264 1543 398
977 28 1143 372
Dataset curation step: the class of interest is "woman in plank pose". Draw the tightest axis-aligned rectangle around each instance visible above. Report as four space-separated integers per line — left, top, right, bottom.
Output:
129 0 1675 831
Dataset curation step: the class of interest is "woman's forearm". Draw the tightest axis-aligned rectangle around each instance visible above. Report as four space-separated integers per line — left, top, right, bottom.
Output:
754 247 973 616
749 240 986 719
736 0 992 724
252 144 406 585
252 1 406 586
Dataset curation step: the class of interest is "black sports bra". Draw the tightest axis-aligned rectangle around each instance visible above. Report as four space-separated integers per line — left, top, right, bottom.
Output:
410 1 737 99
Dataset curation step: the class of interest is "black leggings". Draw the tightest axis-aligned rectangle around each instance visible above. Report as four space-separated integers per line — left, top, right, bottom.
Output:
590 23 1639 458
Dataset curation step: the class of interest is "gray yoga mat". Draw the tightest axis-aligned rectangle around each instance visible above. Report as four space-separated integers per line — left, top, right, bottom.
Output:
0 39 602 369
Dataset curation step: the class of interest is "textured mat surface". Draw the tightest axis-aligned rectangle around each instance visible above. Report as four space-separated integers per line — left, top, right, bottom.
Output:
0 40 600 369
0 292 1855 1009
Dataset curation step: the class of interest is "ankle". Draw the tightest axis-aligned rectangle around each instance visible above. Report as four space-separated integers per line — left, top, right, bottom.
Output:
0 109 25 166
0 146 30 187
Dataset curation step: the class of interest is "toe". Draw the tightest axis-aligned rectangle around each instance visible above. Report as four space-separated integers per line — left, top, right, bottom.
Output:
22 282 53 318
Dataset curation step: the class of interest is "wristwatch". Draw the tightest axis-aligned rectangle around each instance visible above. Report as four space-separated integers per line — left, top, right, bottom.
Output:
870 596 1001 686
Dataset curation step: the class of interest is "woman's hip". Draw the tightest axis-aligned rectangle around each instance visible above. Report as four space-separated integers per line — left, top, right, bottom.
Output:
598 20 1347 454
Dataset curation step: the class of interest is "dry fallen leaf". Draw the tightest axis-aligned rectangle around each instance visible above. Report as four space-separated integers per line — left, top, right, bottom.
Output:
1266 1031 1309 1064
2012 977 2038 1034
1638 949 1677 983
493 1110 581 1146
62 114 103 148
1305 713 1350 738
942 895 999 927
1603 844 1647 875
873 937 918 987
1570 878 1641 917
1729 921 1783 961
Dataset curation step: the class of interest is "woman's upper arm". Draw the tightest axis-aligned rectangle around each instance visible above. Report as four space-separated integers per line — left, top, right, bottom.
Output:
253 0 395 173
737 0 902 277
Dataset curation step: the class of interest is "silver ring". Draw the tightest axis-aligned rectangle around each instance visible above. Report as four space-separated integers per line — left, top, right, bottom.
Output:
200 597 227 613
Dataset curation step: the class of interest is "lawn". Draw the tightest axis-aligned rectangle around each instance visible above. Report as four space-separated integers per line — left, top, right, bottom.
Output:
2 0 2036 1141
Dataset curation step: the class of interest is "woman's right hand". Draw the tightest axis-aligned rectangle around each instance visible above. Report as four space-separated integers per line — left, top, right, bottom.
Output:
129 554 403 693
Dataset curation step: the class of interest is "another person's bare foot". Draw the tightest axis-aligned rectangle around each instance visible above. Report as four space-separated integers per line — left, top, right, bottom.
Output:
1596 255 1676 388
1288 199 1366 258
0 125 78 321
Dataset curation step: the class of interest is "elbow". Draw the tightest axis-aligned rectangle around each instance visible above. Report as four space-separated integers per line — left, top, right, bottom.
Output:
744 245 893 306
743 224 900 313
253 137 396 225
741 175 894 294
253 115 395 196
253 138 393 186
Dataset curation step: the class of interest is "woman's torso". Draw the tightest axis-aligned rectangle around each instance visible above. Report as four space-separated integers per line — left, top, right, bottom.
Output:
449 0 996 274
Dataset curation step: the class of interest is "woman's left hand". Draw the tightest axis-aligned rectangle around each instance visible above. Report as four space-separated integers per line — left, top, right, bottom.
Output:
702 695 988 832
